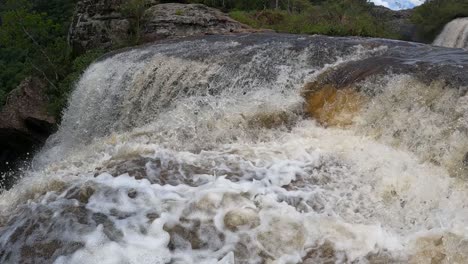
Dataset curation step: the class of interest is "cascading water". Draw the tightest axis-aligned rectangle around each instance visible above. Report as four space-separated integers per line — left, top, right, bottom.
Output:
434 17 468 49
0 33 468 263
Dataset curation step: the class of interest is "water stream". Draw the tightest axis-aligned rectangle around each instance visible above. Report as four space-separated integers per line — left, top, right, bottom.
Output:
1 33 467 263
434 17 468 50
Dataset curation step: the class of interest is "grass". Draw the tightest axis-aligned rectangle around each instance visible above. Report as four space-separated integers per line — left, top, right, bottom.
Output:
230 9 400 39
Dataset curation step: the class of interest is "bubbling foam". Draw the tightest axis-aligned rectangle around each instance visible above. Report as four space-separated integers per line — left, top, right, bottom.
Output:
1 34 468 263
356 75 468 177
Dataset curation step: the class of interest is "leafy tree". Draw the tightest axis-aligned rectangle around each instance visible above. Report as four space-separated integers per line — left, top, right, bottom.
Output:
120 0 151 44
0 0 72 104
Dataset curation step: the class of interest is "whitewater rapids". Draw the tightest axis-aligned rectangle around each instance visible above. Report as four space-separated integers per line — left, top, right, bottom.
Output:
434 17 468 50
0 33 467 263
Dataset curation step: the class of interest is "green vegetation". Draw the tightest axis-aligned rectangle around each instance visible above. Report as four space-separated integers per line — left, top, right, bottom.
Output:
120 0 152 44
411 0 468 42
0 0 70 107
0 0 104 118
191 0 399 38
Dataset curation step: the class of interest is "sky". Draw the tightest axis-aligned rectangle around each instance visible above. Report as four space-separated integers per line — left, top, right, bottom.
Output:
369 0 425 10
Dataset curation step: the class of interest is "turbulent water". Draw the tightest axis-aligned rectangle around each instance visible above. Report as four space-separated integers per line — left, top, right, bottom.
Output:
1 33 468 263
434 17 468 50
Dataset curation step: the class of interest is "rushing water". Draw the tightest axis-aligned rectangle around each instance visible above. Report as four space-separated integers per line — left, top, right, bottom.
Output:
434 17 468 50
0 33 468 263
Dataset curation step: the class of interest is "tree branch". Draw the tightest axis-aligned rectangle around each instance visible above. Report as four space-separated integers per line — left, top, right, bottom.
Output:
14 10 60 80
29 61 58 91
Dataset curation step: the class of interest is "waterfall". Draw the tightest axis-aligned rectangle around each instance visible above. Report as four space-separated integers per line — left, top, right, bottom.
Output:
433 17 468 49
0 33 468 263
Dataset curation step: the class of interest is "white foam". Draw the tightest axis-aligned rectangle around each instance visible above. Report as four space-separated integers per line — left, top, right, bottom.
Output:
1 37 467 263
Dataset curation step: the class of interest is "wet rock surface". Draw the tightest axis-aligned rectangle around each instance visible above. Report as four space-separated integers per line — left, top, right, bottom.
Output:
2 33 468 263
0 77 56 188
0 199 87 263
302 47 468 96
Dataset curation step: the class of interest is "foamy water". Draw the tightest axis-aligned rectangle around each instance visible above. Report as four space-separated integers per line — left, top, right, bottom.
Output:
434 17 468 50
0 34 467 263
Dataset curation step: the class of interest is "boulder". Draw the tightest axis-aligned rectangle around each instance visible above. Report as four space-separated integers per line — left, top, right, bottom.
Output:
69 2 253 54
0 78 56 181
142 4 252 42
69 0 133 54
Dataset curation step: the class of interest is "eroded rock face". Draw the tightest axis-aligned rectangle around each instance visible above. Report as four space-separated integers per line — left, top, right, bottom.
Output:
69 2 252 54
370 6 418 42
69 0 132 53
142 4 252 42
0 78 56 184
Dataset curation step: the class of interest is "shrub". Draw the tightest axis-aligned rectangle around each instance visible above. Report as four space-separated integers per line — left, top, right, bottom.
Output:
229 1 399 39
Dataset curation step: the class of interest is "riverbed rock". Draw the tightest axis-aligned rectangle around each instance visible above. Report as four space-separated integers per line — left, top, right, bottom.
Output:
301 43 468 125
223 208 260 231
69 2 253 54
256 217 306 258
164 219 225 250
0 78 56 182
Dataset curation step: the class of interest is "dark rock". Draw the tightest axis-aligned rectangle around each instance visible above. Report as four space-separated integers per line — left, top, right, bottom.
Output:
146 212 159 222
64 182 96 204
369 6 420 42
69 2 253 54
163 219 224 250
20 240 83 264
164 222 204 250
127 188 137 198
0 205 86 263
0 77 56 188
109 208 135 220
92 212 124 241
302 41 468 97
101 157 211 186
303 57 403 92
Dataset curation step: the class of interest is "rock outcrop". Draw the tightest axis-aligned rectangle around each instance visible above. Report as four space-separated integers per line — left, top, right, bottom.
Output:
69 2 252 53
0 78 56 177
142 3 253 42
370 6 419 42
69 0 132 54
